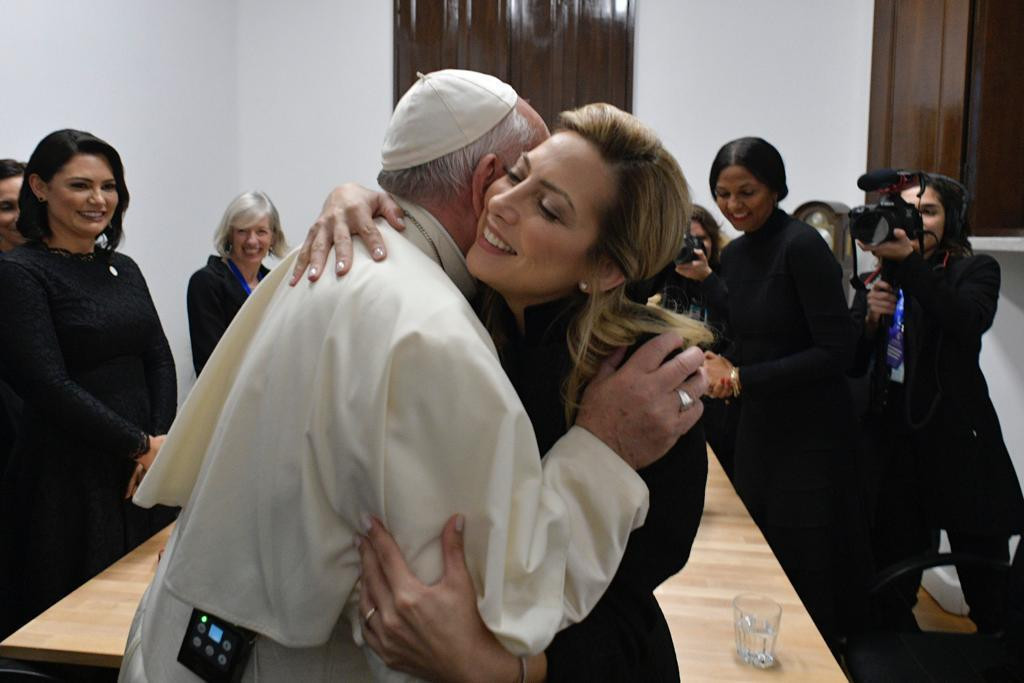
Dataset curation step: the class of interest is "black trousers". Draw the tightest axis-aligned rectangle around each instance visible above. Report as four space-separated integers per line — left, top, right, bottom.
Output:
868 424 1011 632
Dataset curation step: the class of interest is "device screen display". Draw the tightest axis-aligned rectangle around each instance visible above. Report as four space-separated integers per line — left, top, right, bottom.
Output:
209 624 224 644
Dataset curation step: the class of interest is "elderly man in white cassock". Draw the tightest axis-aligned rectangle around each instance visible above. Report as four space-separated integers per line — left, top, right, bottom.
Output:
120 70 706 682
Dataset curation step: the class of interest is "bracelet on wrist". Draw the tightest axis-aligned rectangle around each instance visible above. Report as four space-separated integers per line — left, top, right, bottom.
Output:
729 367 741 398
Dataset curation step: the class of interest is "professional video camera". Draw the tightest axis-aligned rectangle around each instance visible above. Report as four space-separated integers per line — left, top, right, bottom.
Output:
848 169 924 247
674 234 705 265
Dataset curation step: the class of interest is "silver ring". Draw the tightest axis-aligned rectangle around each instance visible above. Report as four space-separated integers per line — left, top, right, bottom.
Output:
676 388 695 412
364 606 377 623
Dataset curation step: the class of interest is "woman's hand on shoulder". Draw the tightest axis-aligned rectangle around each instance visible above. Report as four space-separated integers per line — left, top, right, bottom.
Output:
357 514 529 683
290 183 406 285
674 250 712 282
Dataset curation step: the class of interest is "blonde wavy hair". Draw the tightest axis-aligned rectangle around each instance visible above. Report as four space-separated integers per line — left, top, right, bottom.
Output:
488 103 713 424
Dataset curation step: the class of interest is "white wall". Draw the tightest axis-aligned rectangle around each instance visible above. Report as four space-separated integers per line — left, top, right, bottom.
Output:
0 0 239 398
1 0 392 399
635 0 876 236
235 0 392 247
4 1 1021 496
978 251 1024 494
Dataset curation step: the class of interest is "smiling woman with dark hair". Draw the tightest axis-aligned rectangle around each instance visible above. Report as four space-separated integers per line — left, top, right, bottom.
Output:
0 129 177 638
686 136 871 649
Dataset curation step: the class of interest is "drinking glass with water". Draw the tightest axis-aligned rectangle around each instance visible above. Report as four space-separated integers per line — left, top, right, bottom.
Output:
733 593 782 668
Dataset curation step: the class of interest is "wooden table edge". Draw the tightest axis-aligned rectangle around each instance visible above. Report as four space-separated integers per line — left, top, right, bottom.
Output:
0 643 121 669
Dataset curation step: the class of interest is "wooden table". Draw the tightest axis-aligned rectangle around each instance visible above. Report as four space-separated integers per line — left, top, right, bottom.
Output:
2 453 845 679
656 451 847 680
0 524 172 668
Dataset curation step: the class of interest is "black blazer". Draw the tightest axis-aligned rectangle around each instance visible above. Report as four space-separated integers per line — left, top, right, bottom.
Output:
186 256 268 375
851 250 1024 534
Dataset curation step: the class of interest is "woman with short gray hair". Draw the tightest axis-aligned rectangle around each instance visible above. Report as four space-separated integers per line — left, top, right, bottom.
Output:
186 190 288 374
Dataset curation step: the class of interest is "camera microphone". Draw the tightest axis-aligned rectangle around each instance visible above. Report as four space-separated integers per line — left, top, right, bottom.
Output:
856 168 911 192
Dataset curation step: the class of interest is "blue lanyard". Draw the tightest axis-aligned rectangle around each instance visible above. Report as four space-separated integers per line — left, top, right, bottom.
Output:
885 289 905 369
226 259 261 297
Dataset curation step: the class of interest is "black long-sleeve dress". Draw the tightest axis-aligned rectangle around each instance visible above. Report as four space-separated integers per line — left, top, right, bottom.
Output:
702 209 871 645
0 377 21 478
498 298 707 682
850 250 1024 631
0 243 178 636
186 255 268 375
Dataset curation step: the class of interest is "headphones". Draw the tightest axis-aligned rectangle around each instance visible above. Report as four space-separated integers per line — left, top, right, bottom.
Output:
917 173 970 243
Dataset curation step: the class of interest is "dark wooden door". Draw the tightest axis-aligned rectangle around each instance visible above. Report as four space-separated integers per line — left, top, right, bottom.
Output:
963 0 1024 235
866 0 1024 236
393 0 635 128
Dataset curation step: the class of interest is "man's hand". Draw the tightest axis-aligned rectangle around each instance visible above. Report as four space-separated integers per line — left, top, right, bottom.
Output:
289 183 406 285
357 515 529 683
576 335 708 470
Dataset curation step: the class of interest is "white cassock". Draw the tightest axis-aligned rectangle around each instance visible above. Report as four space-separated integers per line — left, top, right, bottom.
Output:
120 201 648 682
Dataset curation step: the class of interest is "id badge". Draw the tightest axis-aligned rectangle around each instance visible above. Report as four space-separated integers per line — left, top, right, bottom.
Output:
885 289 905 383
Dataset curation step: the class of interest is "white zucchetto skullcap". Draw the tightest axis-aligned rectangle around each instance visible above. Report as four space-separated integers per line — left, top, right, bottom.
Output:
380 69 518 171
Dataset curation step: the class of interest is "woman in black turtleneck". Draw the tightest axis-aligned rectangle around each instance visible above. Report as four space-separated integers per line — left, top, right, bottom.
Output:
690 137 870 650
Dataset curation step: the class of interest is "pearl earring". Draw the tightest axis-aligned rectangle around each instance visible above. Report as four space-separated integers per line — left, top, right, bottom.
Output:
578 281 589 293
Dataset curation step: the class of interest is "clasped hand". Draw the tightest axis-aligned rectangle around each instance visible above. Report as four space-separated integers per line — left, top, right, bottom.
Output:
125 434 166 499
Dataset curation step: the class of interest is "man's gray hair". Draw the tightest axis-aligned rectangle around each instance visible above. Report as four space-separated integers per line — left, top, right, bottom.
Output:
377 106 536 204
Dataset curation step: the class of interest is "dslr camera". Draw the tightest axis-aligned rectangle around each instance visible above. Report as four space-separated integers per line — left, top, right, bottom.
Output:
674 234 705 265
848 169 924 247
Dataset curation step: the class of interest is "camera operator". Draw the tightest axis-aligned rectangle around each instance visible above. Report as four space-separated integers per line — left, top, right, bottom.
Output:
851 173 1024 633
656 205 740 477
660 204 726 318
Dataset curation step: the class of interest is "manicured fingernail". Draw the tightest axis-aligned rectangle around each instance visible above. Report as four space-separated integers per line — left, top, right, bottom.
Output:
336 260 345 274
372 247 385 260
455 514 465 533
360 512 372 533
310 266 318 278
396 216 405 227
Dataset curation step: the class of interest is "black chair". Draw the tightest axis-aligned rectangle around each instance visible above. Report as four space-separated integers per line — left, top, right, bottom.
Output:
845 550 1023 682
0 658 62 682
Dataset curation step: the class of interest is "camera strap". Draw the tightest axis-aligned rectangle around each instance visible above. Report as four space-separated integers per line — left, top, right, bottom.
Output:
849 228 866 292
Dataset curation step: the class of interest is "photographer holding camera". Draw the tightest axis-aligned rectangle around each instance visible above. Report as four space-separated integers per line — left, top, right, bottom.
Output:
655 205 740 477
851 172 1024 633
